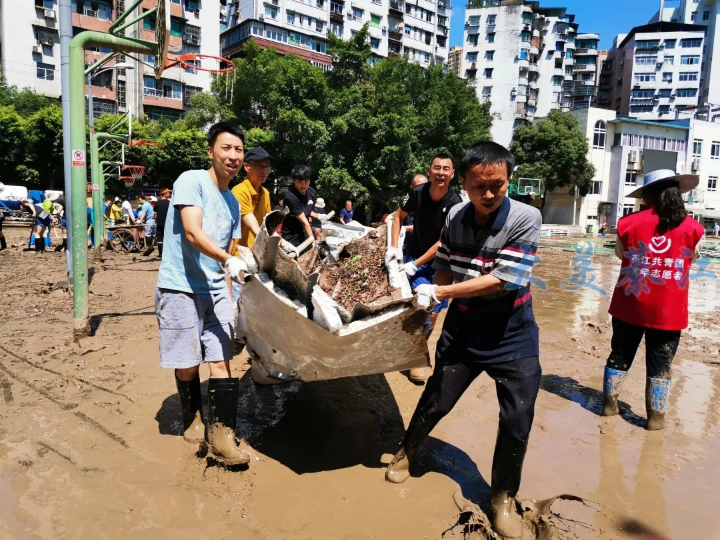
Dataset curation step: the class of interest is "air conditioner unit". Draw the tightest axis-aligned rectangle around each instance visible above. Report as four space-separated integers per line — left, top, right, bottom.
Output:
259 14 264 20
32 45 42 53
44 9 56 19
194 9 200 17
692 157 701 170
382 25 387 31
628 149 640 163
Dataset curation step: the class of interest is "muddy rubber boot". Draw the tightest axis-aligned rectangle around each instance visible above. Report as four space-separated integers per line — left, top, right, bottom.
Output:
490 430 528 539
645 376 671 431
207 377 251 466
0 235 6 251
385 446 415 483
602 366 627 417
34 237 43 253
175 371 205 444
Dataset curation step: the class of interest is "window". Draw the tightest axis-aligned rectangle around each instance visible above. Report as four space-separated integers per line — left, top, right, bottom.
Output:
287 11 295 24
36 0 54 8
676 88 698 98
631 90 654 99
712 141 720 159
266 27 288 42
484 68 493 78
635 55 657 65
623 203 636 217
630 105 654 113
691 10 697 20
36 61 54 80
659 105 670 114
592 181 602 195
592 121 606 149
709 177 718 192
467 52 478 62
518 48 529 60
664 39 676 49
566 49 573 58
679 71 699 81
704 11 710 20
370 14 381 27
693 139 703 156
487 32 495 43
467 33 478 46
521 31 531 42
681 55 701 65
264 5 277 19
468 15 480 26
681 38 702 48
662 72 673 82
625 170 637 186
665 56 674 65
551 75 563 86
370 37 380 49
352 7 363 20
485 51 494 60
659 89 672 97
487 14 496 25
481 86 492 98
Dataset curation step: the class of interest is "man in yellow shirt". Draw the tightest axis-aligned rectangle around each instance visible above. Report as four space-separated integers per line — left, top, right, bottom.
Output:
231 147 272 251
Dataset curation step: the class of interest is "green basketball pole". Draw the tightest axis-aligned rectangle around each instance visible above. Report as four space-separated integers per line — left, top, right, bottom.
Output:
91 132 127 251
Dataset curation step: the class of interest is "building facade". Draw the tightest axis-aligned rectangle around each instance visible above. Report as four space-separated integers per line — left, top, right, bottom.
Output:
220 0 451 70
598 22 707 122
447 44 462 76
462 0 587 147
0 0 220 123
562 33 600 110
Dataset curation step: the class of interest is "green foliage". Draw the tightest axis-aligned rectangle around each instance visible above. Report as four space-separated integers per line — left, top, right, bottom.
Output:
25 103 64 189
0 106 25 181
511 110 596 209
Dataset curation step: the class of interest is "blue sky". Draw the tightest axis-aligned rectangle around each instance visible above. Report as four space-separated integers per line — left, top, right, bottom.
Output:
449 0 681 50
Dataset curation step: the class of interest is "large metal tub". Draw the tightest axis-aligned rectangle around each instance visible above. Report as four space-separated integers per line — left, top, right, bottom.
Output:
243 213 429 384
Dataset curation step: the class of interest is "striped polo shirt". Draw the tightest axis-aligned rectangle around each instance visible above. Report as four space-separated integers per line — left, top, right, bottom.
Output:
433 197 542 363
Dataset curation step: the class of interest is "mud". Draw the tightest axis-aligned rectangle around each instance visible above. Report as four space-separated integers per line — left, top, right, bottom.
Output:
1 227 720 539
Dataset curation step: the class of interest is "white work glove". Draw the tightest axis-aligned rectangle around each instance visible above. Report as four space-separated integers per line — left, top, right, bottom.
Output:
317 214 329 223
402 261 418 277
281 240 299 259
224 256 248 283
385 246 403 268
413 284 439 311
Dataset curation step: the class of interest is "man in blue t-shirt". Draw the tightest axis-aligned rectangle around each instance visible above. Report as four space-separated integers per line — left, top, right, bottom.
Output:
156 122 252 467
339 200 354 224
138 195 156 249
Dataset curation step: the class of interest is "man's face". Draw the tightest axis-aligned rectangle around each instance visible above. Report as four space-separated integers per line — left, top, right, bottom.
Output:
294 178 310 195
244 158 270 184
345 201 352 211
428 158 454 188
461 162 510 220
139 197 146 204
208 132 244 178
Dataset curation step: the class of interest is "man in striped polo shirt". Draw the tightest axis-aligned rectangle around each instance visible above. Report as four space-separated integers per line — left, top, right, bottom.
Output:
386 142 542 539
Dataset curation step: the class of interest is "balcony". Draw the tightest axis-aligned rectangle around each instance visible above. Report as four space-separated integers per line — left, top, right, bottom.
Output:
682 189 704 205
575 48 598 56
555 33 567 42
330 4 344 21
389 0 404 14
518 76 528 86
143 87 185 110
467 0 499 7
388 50 401 58
183 27 201 46
528 63 538 72
528 97 537 107
573 63 596 72
388 29 402 42
437 25 448 36
517 57 529 68
438 0 451 9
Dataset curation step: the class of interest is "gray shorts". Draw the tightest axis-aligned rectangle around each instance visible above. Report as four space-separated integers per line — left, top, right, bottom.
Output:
145 218 156 237
155 288 235 369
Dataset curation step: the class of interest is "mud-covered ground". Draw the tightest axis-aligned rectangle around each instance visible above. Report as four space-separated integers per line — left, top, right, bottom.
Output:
1 226 719 540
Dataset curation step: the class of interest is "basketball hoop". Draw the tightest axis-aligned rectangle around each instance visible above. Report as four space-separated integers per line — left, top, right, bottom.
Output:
123 165 145 188
168 53 236 74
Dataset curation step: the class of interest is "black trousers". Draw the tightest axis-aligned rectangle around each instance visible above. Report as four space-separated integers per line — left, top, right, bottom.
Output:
157 226 165 257
402 354 542 452
0 221 5 250
606 318 680 379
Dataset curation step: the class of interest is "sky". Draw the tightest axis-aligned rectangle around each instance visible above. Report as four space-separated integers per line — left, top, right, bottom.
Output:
449 0 681 50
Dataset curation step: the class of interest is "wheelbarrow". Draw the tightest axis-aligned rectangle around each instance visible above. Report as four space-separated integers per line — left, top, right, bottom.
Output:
241 211 430 385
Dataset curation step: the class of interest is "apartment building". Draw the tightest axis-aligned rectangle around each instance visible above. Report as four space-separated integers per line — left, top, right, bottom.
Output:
220 0 452 71
562 33 600 110
462 0 584 147
447 45 462 76
597 22 706 122
0 0 219 123
543 107 690 230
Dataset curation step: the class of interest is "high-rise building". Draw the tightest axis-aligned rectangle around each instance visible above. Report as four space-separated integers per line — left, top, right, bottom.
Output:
562 33 601 110
220 0 452 70
0 0 220 123
461 0 587 147
597 22 706 121
447 45 462 77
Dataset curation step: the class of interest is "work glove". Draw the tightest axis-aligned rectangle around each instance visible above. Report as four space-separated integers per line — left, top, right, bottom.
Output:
385 246 403 268
317 214 329 223
413 284 439 311
224 256 248 283
280 240 299 259
402 261 418 277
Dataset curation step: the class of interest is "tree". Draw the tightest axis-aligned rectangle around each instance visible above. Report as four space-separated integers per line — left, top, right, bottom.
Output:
25 104 64 189
511 110 595 212
0 106 26 182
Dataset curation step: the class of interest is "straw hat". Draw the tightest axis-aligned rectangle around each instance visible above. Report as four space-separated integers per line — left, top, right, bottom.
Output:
625 169 699 198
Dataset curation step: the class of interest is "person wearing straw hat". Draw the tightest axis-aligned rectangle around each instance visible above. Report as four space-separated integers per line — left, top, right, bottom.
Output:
311 197 326 242
602 169 704 430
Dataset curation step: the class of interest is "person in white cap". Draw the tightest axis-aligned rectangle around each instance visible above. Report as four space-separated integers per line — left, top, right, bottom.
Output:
602 169 704 430
311 197 326 242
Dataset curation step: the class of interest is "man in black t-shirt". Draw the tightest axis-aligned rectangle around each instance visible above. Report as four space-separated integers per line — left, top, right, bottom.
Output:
386 154 463 382
281 165 328 247
154 189 171 257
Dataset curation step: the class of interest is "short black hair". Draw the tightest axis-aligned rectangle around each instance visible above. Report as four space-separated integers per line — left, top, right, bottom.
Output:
458 142 515 179
207 121 246 148
430 152 455 168
138 195 146 201
292 164 312 181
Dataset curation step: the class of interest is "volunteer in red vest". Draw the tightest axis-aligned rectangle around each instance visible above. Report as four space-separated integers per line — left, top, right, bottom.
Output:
603 169 704 430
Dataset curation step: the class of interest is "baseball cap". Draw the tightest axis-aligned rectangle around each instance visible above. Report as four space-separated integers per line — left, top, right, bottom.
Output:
244 147 271 162
160 188 171 196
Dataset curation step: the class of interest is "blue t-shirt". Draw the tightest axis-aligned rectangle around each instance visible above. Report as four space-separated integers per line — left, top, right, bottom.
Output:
141 201 155 220
157 170 241 293
340 208 354 223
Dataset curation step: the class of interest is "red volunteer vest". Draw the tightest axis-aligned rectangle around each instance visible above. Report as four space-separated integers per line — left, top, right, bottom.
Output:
609 209 704 331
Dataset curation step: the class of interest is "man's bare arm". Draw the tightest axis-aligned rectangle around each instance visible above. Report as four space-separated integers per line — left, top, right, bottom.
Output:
413 241 440 268
434 273 504 301
390 208 408 248
180 206 233 265
297 212 314 242
241 213 261 239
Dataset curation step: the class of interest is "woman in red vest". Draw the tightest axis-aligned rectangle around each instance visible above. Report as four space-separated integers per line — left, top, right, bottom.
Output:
603 169 704 430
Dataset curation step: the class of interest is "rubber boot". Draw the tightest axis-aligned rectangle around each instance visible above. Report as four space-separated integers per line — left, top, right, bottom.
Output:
34 237 43 253
207 377 250 466
0 234 6 251
490 430 528 539
645 376 672 431
45 235 51 248
175 371 205 444
385 445 415 483
602 366 628 417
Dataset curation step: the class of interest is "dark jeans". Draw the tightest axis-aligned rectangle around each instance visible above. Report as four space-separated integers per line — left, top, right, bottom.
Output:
606 317 680 379
402 354 542 452
157 226 165 257
0 221 5 250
